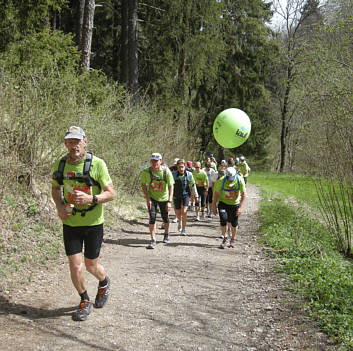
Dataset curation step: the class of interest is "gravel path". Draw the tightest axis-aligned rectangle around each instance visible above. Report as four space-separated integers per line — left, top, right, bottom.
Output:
0 184 339 351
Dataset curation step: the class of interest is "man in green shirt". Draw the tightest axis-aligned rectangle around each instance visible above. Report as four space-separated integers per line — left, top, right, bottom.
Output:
52 126 115 321
238 156 250 183
192 161 209 220
141 153 174 248
212 167 246 249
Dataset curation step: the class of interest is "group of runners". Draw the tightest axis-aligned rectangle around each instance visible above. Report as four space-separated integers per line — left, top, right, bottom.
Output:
51 126 251 321
140 152 250 250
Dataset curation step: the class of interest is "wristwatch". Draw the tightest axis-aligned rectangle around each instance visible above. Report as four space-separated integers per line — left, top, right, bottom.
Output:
92 195 98 204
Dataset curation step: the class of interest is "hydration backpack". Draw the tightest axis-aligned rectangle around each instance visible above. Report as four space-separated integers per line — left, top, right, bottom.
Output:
52 152 101 216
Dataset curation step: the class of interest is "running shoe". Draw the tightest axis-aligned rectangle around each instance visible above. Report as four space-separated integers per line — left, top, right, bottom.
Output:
219 234 225 239
229 240 235 248
147 239 157 249
181 228 187 236
195 216 200 221
95 276 110 308
201 212 205 219
172 217 178 223
163 233 170 243
219 238 228 249
177 222 182 232
72 300 92 321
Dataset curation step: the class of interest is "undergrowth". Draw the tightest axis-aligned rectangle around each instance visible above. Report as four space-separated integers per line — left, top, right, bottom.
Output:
258 189 353 350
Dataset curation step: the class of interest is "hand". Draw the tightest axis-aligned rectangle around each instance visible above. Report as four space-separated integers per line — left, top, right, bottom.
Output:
74 190 90 205
166 202 172 212
57 204 71 220
236 207 243 216
146 199 152 210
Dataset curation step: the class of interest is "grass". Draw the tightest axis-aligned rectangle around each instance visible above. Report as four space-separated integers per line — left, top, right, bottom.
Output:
249 172 353 350
250 171 320 208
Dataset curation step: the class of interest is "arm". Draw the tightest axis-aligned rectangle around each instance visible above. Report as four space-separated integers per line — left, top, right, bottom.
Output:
236 191 246 216
141 183 152 210
73 183 115 205
190 183 198 199
51 184 70 220
167 184 174 212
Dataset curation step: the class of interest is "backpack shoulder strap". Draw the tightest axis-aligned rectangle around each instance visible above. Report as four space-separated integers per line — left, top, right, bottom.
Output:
185 170 192 184
221 176 226 191
82 152 100 188
83 152 93 176
53 155 67 185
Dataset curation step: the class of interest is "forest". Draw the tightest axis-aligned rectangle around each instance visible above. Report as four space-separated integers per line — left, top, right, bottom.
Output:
0 0 352 232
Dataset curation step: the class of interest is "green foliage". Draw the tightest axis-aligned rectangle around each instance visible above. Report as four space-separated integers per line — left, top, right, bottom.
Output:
258 176 353 348
0 29 79 76
0 0 68 51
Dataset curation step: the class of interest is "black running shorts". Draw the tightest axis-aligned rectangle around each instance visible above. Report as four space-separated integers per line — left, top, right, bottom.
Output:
149 199 169 224
173 196 190 210
218 201 239 228
195 186 207 208
63 223 104 259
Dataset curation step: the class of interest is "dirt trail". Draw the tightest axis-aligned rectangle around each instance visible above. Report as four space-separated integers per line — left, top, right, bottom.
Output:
0 184 338 351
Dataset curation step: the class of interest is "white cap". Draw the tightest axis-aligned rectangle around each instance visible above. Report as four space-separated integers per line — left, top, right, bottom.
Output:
151 153 162 161
226 167 236 181
173 158 179 164
240 156 245 161
64 126 85 139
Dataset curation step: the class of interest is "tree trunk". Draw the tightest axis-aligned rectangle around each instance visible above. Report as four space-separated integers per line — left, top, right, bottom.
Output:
279 64 292 173
128 0 139 102
76 0 85 49
111 1 120 81
120 0 129 85
80 0 95 70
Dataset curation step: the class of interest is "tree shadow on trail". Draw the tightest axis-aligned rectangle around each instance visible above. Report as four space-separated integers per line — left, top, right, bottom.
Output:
0 294 75 319
165 242 216 249
0 295 121 351
104 238 149 248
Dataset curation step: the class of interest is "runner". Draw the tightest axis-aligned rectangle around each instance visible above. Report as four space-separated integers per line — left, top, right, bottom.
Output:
169 158 180 223
203 161 217 218
169 158 179 172
218 159 227 172
238 156 251 184
186 161 195 211
172 159 198 236
209 153 218 170
192 161 209 221
212 167 246 249
51 126 115 321
141 153 174 248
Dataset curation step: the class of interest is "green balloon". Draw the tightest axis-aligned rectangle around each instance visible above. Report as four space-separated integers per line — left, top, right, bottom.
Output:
213 108 251 148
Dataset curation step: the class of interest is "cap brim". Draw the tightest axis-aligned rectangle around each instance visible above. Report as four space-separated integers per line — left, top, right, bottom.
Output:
151 157 161 161
64 133 84 139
